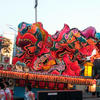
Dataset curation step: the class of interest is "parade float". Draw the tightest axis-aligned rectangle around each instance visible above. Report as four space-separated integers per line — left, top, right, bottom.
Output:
0 22 100 95
0 36 13 69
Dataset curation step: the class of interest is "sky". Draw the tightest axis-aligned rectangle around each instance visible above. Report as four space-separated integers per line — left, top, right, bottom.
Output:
0 0 100 35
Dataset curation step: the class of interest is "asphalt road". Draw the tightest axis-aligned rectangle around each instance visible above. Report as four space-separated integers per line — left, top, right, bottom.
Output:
14 97 100 100
83 97 100 100
83 92 100 100
14 92 100 100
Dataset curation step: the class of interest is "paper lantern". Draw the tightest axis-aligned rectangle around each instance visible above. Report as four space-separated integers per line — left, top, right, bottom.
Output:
88 84 96 92
48 82 55 89
39 81 45 88
31 81 35 87
84 62 93 77
67 84 73 89
58 83 64 89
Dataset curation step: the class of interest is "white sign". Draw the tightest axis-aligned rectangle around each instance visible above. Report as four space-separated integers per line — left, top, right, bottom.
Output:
48 93 58 95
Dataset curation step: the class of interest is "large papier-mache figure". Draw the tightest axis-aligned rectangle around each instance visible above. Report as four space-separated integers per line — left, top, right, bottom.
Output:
13 22 100 76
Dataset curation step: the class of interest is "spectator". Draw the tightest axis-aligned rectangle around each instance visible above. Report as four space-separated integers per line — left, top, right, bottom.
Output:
4 82 13 100
24 84 35 100
0 83 6 100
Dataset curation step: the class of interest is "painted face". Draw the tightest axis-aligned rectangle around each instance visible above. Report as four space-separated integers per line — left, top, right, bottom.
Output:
16 65 23 71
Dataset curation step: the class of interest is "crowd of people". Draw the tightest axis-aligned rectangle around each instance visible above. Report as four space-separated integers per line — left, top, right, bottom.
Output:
0 78 35 100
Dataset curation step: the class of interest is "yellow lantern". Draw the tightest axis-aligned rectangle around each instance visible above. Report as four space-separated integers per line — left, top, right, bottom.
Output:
88 84 96 92
67 84 73 89
84 62 93 77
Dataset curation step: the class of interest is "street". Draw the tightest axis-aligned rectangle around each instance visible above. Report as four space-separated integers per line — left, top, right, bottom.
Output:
14 94 100 100
83 92 100 100
84 97 100 100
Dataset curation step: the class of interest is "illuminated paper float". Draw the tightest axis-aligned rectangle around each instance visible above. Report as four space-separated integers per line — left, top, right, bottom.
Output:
0 22 99 90
13 22 100 76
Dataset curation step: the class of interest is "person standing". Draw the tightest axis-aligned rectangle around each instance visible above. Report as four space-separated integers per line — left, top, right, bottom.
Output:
0 83 6 100
4 82 13 100
24 84 35 100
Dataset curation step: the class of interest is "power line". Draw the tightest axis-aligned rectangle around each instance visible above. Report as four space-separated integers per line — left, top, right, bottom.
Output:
6 24 17 32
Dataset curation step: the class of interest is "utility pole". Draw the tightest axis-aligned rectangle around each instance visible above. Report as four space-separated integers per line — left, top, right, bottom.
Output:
6 24 17 64
34 0 38 23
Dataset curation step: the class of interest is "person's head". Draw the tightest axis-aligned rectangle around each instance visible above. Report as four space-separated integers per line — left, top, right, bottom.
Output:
0 83 4 90
4 82 9 88
25 84 32 92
